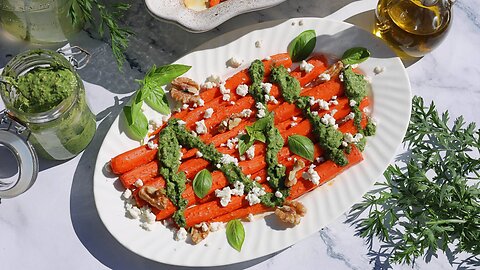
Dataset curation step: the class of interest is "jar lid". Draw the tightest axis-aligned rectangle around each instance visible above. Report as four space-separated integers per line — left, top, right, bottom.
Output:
0 112 38 198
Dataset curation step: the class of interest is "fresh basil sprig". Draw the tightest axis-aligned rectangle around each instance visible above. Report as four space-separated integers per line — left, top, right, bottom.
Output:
341 47 370 65
238 116 271 155
226 219 245 252
123 64 191 140
288 30 317 62
287 135 314 161
192 169 212 199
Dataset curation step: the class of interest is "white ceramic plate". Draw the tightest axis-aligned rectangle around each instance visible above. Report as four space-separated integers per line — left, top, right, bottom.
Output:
93 18 411 267
144 0 286 32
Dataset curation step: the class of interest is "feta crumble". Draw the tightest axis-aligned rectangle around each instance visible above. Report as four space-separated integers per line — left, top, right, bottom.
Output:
195 119 208 135
215 187 232 207
245 145 255 160
261 82 273 94
202 81 216 89
147 140 158 150
236 84 249 96
204 108 214 119
275 191 283 198
319 73 331 82
239 109 252 118
220 154 239 165
175 227 188 241
134 179 144 187
195 151 203 158
222 94 231 101
302 164 321 185
349 100 357 107
300 60 315 73
227 57 243 68
122 189 132 200
245 186 266 206
219 83 230 94
210 222 224 232
231 181 245 196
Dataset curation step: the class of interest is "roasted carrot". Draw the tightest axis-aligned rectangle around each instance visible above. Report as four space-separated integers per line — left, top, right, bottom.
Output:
209 0 221 7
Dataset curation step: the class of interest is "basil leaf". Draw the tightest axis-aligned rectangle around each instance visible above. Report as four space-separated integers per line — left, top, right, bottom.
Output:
145 85 170 114
238 134 255 156
288 30 316 62
145 64 191 86
124 106 148 140
192 169 212 199
226 219 245 252
341 47 370 65
288 135 314 161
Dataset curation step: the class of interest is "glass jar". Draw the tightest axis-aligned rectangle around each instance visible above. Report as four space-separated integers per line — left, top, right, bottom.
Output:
0 0 82 44
0 49 96 161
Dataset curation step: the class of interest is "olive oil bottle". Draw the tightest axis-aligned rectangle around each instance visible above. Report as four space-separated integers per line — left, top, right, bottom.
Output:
374 0 453 57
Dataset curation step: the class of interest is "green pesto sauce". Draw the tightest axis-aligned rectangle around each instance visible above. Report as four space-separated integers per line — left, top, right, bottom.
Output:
248 60 266 104
270 65 301 103
169 119 257 193
342 67 367 104
157 125 188 227
12 65 77 113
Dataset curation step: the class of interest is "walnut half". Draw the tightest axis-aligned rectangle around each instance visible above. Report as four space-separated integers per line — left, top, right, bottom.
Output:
191 222 210 244
275 200 307 225
138 186 169 210
170 77 200 104
285 159 306 187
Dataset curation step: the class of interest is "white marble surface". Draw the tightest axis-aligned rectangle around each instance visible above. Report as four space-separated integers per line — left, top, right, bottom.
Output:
1 0 479 269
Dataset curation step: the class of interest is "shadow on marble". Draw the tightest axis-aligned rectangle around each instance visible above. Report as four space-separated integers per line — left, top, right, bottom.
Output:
344 9 422 68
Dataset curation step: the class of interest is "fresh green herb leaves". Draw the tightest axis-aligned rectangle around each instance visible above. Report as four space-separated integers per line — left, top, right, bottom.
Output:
238 116 271 155
349 96 480 265
341 47 370 65
70 0 132 70
193 169 212 199
288 30 316 62
287 135 314 161
123 64 190 140
226 219 245 252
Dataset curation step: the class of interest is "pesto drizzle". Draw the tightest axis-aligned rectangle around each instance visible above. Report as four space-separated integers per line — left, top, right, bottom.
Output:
157 125 188 227
247 60 288 206
270 65 348 166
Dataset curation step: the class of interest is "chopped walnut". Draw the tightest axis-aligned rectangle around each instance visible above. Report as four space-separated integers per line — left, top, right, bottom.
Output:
307 60 344 87
170 77 201 104
275 200 307 225
191 222 210 244
138 186 169 210
217 114 244 133
285 159 305 187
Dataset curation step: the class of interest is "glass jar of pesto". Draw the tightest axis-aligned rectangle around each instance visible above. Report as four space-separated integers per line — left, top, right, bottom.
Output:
0 49 95 197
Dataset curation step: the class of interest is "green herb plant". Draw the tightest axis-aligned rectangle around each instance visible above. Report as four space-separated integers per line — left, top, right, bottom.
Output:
193 169 213 199
226 219 246 252
123 64 191 140
287 30 316 62
287 135 315 161
69 0 133 69
349 96 480 266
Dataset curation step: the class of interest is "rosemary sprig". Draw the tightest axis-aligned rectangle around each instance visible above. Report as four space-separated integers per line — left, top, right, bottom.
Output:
349 96 480 265
69 0 133 70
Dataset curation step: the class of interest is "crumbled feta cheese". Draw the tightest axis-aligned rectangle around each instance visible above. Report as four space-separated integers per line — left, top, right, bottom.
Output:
344 133 364 144
316 157 325 163
287 68 291 72
215 187 232 207
245 186 266 206
275 191 283 198
122 189 132 200
149 118 163 130
216 164 221 169
127 206 141 219
317 99 330 110
331 109 338 116
374 66 385 75
321 113 336 127
256 102 267 118
197 98 205 107
236 84 249 96
302 164 321 185
220 154 239 165
226 137 239 150
300 60 315 73
182 103 189 110
261 83 273 94
219 83 230 94
202 81 216 89
330 99 339 106
196 151 203 158
311 111 319 116
209 222 223 232
332 95 337 100
204 108 214 119
175 227 188 241
227 57 243 68
246 145 255 160
344 112 356 122
349 100 357 107
231 181 245 196
247 213 254 221
230 101 235 105
339 73 344 81
222 94 231 101
264 56 271 60
206 74 222 85
292 116 298 121
134 179 144 187
342 141 348 147
239 109 252 118
177 120 186 125
147 140 158 150
290 122 298 128
319 73 331 81
195 119 208 135
142 207 157 224
255 40 262 48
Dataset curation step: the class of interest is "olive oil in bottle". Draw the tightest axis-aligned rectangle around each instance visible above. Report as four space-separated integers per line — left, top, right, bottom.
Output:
374 0 453 57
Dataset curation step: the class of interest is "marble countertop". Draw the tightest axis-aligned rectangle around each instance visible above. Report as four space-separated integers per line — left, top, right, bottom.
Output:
1 0 479 269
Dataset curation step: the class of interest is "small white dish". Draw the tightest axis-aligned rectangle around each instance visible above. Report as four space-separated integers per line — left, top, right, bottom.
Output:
144 0 287 32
